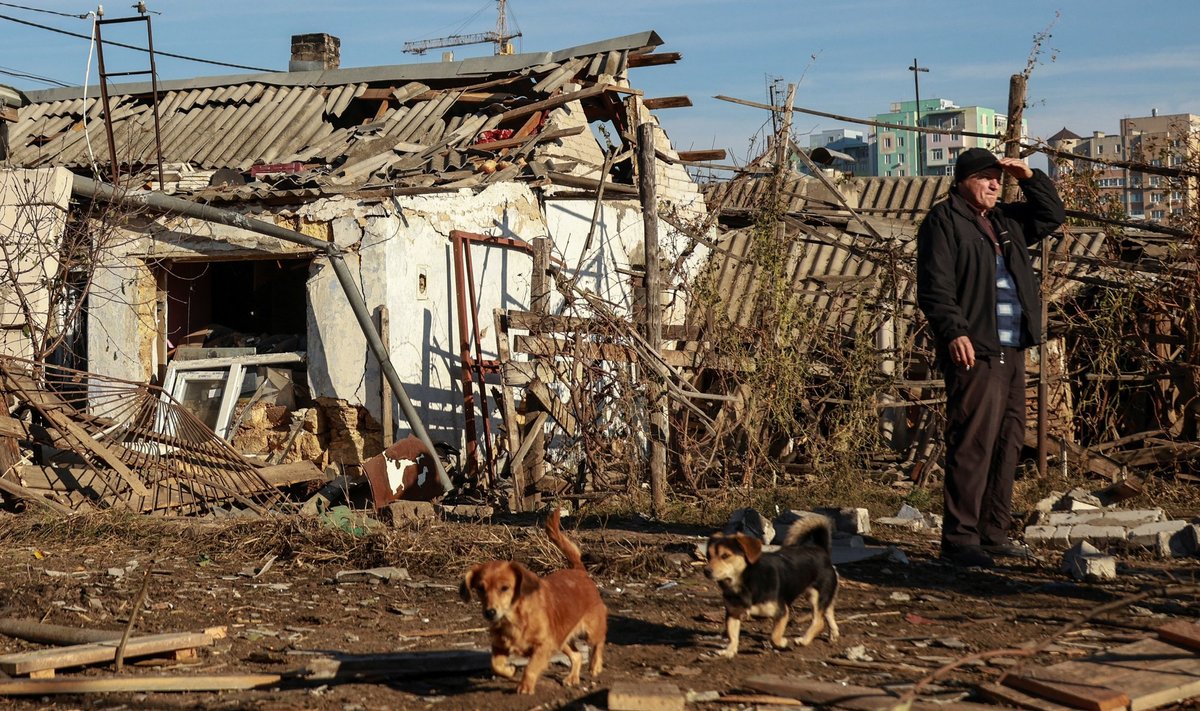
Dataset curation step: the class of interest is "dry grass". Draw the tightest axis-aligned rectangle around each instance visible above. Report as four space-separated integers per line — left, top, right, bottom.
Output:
0 509 680 581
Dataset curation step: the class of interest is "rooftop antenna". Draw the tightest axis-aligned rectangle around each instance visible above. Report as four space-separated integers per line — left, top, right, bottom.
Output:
403 0 521 57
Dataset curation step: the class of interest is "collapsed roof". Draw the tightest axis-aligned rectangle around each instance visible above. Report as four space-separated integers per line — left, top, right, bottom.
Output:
8 31 676 199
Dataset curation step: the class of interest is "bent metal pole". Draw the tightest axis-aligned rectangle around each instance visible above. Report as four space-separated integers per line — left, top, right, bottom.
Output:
70 175 453 495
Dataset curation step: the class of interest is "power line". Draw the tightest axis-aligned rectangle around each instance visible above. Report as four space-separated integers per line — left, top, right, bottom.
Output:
0 13 278 74
0 65 70 87
0 1 88 19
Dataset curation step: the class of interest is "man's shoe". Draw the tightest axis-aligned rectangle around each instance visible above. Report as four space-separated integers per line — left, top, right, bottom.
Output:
940 543 995 568
982 539 1032 558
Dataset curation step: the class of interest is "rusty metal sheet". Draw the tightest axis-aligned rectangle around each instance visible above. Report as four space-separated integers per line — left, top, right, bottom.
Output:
362 436 443 509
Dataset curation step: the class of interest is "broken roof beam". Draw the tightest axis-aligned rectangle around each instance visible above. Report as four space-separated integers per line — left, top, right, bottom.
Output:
494 83 619 124
627 51 680 68
643 96 691 110
463 125 584 153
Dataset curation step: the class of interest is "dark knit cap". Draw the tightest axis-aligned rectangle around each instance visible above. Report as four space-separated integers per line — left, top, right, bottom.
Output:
954 147 1001 182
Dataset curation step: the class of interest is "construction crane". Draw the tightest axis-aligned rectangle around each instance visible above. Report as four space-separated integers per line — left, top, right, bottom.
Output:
403 0 521 56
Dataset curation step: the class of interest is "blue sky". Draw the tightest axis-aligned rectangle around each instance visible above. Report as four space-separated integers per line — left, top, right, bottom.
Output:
2 1 1197 167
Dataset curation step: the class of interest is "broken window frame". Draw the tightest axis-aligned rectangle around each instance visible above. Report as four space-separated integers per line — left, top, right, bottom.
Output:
157 352 306 441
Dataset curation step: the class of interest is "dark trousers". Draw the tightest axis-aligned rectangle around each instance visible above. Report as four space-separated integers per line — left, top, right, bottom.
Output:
941 347 1026 548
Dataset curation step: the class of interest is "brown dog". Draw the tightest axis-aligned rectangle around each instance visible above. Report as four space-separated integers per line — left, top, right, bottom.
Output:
460 510 607 694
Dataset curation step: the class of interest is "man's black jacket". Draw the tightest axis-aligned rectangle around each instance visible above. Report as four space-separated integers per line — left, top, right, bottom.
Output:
916 169 1066 367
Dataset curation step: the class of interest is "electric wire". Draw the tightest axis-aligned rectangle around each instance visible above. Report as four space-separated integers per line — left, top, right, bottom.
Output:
0 13 278 73
0 1 88 19
0 65 69 87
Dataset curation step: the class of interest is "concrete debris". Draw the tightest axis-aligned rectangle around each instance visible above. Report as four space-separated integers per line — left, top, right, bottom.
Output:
1025 506 1197 558
1061 541 1117 581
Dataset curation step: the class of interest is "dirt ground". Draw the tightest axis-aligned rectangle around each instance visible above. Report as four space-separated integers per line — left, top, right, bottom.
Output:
0 509 1196 711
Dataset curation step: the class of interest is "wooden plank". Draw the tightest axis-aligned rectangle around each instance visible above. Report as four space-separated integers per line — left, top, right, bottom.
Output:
978 683 1076 711
40 409 151 498
0 674 282 695
1003 675 1130 711
0 619 124 646
643 96 692 110
493 308 526 513
1157 620 1200 651
526 380 577 437
1077 637 1200 711
514 334 753 370
0 632 214 676
0 476 77 516
745 674 1000 710
254 461 325 487
627 52 681 68
676 149 727 162
496 83 614 123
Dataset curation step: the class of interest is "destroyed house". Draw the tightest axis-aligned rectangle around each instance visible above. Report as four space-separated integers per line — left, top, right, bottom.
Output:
3 30 710 475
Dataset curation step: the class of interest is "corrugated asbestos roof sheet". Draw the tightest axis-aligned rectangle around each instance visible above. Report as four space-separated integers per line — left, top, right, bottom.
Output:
8 32 669 191
703 173 1112 340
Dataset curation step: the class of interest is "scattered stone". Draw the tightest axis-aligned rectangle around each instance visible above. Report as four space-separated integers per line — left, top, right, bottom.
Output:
1061 541 1117 581
435 503 493 519
874 516 924 531
844 644 873 662
385 500 436 523
814 506 872 535
1061 487 1103 511
684 690 720 703
725 508 773 544
334 567 411 584
886 546 910 565
890 592 912 602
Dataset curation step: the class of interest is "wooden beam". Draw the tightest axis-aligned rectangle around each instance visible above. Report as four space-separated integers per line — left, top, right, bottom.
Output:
627 52 681 68
0 476 76 516
0 106 16 123
675 149 726 162
643 96 691 110
1003 676 1129 711
254 461 325 488
0 674 283 696
0 632 215 676
496 83 615 123
545 171 639 196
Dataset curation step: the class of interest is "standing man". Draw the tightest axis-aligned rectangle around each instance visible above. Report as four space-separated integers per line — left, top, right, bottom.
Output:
917 147 1065 568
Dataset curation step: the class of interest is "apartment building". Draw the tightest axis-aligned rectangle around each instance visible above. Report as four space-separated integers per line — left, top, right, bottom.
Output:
1048 111 1198 223
872 98 1018 177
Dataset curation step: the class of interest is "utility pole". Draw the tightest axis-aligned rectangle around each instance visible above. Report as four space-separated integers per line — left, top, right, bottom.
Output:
908 58 928 176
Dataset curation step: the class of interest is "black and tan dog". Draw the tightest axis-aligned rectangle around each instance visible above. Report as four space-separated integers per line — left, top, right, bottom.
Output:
703 514 839 657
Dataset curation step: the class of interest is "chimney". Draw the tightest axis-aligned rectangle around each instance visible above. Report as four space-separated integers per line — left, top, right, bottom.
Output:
290 33 340 72
1151 107 1158 117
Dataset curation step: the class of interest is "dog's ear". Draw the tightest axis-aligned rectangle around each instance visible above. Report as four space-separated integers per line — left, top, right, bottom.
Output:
510 562 541 599
733 534 764 564
460 566 479 602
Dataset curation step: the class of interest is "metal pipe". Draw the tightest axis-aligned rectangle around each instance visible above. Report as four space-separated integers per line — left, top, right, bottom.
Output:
69 175 454 494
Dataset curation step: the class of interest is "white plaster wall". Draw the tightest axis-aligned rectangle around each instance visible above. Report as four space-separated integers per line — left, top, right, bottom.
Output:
303 183 545 444
87 255 147 384
0 167 71 359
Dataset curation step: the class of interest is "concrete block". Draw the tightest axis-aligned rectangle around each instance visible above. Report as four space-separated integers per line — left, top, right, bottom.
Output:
1045 508 1163 527
874 516 925 530
435 503 494 519
385 500 436 523
1068 524 1129 547
815 506 872 535
1025 525 1057 546
608 681 685 711
1129 520 1193 557
728 508 773 543
1061 541 1117 581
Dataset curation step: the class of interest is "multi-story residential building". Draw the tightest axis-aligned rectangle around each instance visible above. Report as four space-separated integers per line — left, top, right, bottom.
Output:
802 129 872 177
872 98 1019 177
1048 110 1198 223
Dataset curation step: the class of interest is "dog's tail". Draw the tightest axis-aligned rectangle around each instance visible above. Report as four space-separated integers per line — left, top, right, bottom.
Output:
545 508 585 570
781 514 833 553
